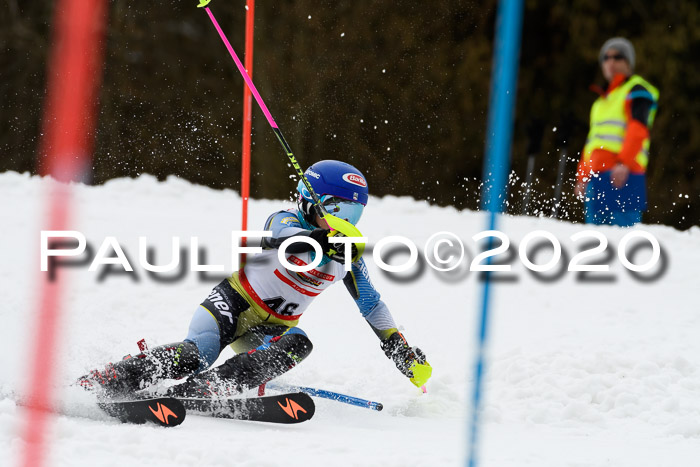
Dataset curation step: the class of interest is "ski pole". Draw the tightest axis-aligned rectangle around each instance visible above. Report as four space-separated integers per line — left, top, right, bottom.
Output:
199 4 364 250
266 383 383 411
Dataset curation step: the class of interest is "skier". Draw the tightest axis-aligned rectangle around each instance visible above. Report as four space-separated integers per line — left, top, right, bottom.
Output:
79 160 432 398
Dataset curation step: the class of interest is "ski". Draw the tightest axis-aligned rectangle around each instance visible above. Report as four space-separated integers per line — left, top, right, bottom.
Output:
98 397 186 427
177 392 315 424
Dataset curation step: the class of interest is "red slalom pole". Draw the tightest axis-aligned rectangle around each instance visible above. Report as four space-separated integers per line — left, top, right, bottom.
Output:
240 0 255 265
20 1 107 466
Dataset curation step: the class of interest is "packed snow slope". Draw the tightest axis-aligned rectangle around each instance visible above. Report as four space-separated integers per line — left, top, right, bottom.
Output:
1 171 700 467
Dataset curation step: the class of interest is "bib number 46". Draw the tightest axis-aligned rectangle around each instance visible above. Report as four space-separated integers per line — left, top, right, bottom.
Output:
263 297 300 316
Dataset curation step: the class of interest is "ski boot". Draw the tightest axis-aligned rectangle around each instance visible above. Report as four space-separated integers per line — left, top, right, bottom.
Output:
77 341 201 397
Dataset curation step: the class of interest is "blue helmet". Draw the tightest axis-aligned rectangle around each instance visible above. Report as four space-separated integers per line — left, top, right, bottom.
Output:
296 160 368 226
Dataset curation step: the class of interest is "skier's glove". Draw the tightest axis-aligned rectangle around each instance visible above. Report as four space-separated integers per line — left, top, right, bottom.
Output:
309 229 358 261
328 236 359 264
308 228 332 254
381 331 432 388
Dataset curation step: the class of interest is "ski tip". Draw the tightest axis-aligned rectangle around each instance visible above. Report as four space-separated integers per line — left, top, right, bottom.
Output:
144 398 186 427
100 397 186 427
275 392 315 423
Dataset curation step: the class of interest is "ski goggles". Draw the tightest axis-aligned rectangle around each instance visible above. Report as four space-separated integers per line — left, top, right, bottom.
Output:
320 195 365 226
297 181 365 225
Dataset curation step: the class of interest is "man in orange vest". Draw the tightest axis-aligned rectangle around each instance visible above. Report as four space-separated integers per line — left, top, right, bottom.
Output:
575 37 659 227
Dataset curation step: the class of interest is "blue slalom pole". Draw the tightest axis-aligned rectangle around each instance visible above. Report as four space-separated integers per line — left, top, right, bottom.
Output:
266 383 383 411
468 1 524 467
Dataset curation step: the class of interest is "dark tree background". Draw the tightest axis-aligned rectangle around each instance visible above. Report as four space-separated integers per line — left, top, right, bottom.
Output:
1 0 698 228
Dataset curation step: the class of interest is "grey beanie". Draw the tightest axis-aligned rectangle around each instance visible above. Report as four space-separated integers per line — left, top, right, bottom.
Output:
599 37 635 71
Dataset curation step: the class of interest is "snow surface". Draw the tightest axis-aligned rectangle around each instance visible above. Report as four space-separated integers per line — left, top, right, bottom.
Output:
1 171 700 467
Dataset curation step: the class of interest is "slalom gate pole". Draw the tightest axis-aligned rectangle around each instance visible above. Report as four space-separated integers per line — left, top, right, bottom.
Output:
239 0 254 266
199 2 364 249
21 1 107 466
266 383 383 411
200 5 324 215
469 1 524 467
